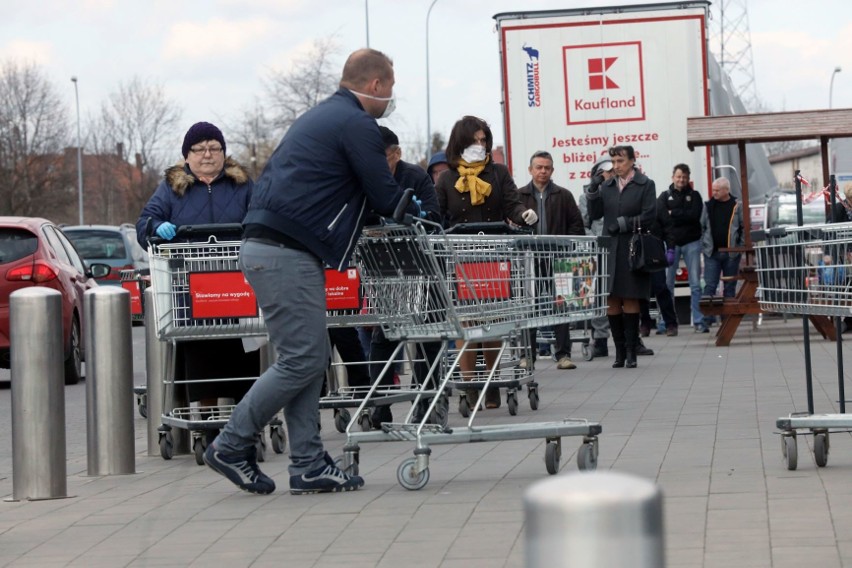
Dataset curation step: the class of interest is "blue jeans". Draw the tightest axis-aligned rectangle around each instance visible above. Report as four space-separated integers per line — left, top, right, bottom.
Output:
667 239 703 326
215 240 330 476
703 251 741 301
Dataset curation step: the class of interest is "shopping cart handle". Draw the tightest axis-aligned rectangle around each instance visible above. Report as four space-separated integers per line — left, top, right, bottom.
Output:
393 188 416 225
446 222 531 235
174 223 244 239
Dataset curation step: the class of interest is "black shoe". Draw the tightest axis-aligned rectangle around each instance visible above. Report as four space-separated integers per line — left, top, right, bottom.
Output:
592 338 609 358
203 444 275 494
370 405 393 429
636 342 654 356
290 452 364 495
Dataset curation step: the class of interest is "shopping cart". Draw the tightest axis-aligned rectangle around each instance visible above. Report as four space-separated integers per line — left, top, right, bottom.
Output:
755 215 852 470
147 224 285 464
121 267 151 417
336 211 607 490
323 265 448 432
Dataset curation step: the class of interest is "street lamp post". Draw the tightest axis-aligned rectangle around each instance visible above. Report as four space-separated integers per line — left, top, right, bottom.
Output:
425 0 439 158
365 0 370 47
71 77 83 225
829 66 842 109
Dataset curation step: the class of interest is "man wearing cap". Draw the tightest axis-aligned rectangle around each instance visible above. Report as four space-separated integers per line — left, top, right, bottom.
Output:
518 150 585 370
204 48 420 496
426 151 449 185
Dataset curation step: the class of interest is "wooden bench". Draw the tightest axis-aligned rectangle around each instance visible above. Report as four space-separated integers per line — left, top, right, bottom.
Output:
699 264 836 346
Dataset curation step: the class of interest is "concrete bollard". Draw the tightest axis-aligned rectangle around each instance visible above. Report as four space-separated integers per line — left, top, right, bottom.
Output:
85 287 135 475
10 288 68 500
524 471 664 568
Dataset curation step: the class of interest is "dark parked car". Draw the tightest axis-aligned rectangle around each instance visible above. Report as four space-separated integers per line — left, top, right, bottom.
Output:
0 217 110 384
61 223 148 286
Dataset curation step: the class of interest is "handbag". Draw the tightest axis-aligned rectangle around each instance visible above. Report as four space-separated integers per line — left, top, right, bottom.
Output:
628 218 667 273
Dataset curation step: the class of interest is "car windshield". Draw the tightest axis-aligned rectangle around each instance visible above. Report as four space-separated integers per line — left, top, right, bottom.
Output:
773 202 826 227
64 230 127 261
0 228 38 265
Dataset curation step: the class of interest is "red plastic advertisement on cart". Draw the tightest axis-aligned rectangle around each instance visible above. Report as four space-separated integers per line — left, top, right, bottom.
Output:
455 262 511 300
325 267 361 310
121 280 143 315
188 271 258 319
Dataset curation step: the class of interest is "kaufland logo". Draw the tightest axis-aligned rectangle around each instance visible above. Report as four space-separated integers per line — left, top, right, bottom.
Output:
523 43 541 108
563 42 645 125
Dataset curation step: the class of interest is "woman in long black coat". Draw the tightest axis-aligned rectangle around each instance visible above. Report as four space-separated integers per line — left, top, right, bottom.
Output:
585 145 657 368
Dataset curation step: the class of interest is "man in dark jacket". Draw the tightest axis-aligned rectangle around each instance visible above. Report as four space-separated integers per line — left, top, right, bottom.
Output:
518 150 584 369
659 164 706 332
205 48 419 496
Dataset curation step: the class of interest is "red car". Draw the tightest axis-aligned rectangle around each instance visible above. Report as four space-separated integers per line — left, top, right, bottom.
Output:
0 217 110 384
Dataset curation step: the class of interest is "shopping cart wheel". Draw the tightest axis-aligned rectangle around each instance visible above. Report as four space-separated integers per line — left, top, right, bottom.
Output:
581 343 593 362
358 412 372 432
334 409 351 434
782 434 798 471
577 440 598 471
255 437 266 463
193 438 205 466
159 431 174 461
528 388 539 411
432 398 450 429
507 392 518 416
813 431 829 467
459 395 471 418
397 457 429 491
137 393 148 419
544 440 561 475
270 426 287 454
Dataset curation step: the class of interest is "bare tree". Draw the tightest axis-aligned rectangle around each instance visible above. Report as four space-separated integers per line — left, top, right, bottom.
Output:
264 38 340 135
223 98 278 178
98 76 182 221
0 60 74 220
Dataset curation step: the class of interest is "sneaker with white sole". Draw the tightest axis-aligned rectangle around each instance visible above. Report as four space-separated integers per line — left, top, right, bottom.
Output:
556 356 577 370
203 444 275 494
290 452 365 495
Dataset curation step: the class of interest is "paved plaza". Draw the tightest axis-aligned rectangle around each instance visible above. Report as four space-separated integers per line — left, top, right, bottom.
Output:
2 317 852 567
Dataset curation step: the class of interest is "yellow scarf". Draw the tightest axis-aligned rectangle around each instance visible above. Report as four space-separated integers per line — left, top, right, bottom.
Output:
454 157 492 206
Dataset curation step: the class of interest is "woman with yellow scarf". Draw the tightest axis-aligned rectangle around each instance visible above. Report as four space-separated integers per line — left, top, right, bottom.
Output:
435 115 538 409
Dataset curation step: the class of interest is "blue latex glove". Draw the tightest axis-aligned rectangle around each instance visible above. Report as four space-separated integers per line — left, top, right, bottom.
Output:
666 248 676 266
156 222 176 240
413 197 427 219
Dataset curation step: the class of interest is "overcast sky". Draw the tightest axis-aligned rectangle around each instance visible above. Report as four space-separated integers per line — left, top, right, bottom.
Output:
2 0 851 157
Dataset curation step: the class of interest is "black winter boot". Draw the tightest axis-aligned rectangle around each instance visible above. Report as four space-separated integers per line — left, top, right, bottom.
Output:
593 337 609 357
608 315 625 368
623 313 640 368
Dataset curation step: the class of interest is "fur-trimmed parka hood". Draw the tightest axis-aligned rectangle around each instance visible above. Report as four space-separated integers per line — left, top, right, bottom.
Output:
164 157 250 196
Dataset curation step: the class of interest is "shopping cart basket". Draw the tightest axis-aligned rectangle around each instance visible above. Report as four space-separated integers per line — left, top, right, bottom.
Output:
334 215 607 490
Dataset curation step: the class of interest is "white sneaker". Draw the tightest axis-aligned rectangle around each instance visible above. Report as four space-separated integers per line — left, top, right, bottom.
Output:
518 357 528 369
556 356 577 370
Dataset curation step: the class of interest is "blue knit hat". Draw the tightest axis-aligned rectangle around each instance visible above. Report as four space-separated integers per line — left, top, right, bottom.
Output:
426 151 448 176
181 122 226 158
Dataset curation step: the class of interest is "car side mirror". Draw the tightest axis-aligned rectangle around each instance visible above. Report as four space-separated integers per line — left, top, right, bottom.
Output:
89 263 112 279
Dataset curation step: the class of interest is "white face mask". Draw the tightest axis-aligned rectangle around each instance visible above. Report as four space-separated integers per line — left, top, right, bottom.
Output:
461 144 487 163
350 89 396 119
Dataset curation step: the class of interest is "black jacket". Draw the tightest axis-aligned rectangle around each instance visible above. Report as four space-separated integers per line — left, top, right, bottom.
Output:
518 180 585 236
657 184 704 246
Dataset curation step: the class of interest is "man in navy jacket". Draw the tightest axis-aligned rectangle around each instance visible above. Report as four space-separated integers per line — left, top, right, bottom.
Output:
205 48 418 496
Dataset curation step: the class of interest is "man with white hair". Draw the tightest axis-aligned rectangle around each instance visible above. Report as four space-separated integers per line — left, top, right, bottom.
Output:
700 177 744 325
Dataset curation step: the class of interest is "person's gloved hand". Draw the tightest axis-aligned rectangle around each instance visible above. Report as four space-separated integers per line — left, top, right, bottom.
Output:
666 248 676 266
590 174 604 188
521 209 538 225
156 222 176 240
413 197 427 219
607 223 619 235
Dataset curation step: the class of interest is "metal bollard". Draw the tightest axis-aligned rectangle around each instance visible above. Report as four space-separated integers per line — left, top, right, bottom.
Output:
10 288 68 500
524 471 665 568
144 288 189 456
85 287 135 475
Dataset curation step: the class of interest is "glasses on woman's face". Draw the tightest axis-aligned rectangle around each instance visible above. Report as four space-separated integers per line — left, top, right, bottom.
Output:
189 145 223 155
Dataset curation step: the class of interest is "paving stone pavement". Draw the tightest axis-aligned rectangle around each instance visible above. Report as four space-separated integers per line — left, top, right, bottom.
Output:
2 317 852 567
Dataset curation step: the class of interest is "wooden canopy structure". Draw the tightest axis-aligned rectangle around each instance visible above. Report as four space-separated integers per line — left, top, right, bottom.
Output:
686 108 852 346
688 108 852 248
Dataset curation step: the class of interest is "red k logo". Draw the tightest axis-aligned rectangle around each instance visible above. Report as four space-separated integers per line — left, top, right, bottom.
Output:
587 57 619 90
